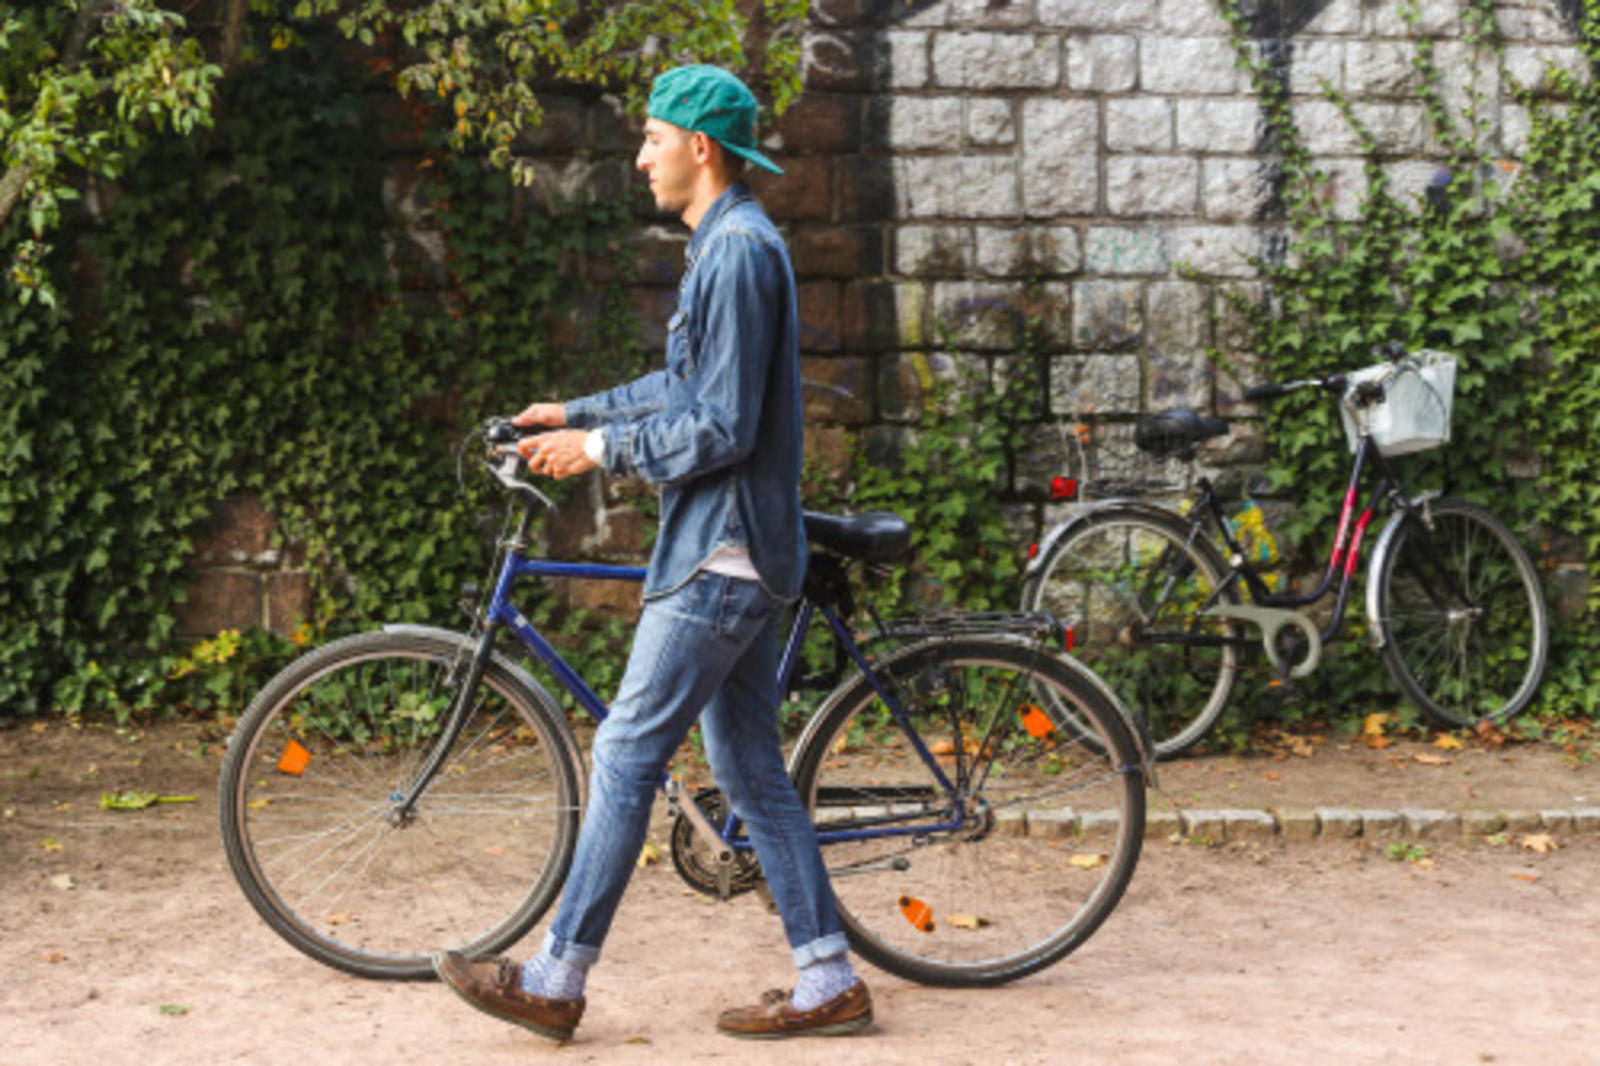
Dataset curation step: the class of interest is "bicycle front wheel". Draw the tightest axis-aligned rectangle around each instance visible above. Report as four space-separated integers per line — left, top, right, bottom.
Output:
1371 498 1549 727
1023 505 1239 758
219 630 582 980
790 637 1145 987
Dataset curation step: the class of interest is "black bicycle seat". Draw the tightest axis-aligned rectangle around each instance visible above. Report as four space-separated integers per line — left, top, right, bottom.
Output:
803 511 911 563
1133 409 1230 459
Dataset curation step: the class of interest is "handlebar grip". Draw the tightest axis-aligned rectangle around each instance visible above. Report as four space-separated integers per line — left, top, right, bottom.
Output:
484 417 543 446
1242 382 1292 402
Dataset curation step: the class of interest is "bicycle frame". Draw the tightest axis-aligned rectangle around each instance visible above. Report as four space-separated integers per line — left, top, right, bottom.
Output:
397 478 971 857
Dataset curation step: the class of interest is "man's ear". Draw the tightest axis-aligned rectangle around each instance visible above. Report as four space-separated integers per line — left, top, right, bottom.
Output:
690 130 715 165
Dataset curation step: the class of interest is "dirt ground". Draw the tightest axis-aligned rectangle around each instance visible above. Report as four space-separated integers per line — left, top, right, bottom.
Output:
3 717 1598 1066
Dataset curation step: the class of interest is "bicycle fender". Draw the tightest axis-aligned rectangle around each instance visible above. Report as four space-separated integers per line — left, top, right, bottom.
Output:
1362 499 1445 652
1024 498 1176 581
381 624 588 805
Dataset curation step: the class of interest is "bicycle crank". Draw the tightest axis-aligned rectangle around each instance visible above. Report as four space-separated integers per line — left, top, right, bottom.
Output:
667 785 763 900
1200 604 1322 679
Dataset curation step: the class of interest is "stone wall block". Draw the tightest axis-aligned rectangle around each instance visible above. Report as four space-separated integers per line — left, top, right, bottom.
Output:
802 30 889 90
1369 0 1460 36
838 155 901 221
844 281 928 351
774 92 862 155
1146 280 1208 352
748 156 833 220
1168 225 1261 278
1051 353 1142 416
902 155 1020 218
977 226 1082 276
177 572 262 637
933 280 1025 350
1148 349 1213 410
1175 98 1262 153
802 356 873 424
1107 156 1198 217
265 572 311 636
798 280 843 352
1346 40 1419 96
795 224 886 279
1106 97 1173 152
1085 226 1168 275
1141 37 1249 94
1291 39 1346 94
966 97 1016 146
1203 158 1277 221
871 96 964 150
1067 34 1139 92
1038 0 1157 31
190 496 275 566
1020 98 1099 216
932 32 1062 89
896 224 975 276
1072 279 1143 349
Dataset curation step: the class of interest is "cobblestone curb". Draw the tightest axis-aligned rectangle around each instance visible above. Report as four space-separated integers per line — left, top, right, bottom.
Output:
1147 806 1600 843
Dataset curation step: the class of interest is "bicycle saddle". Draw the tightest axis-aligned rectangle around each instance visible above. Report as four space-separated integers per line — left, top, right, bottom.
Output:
803 511 911 563
1133 409 1230 460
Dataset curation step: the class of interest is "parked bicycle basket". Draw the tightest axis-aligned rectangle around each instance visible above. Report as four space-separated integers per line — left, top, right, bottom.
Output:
1338 350 1456 455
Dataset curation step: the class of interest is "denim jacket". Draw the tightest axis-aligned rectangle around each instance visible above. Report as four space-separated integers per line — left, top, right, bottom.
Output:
564 183 806 602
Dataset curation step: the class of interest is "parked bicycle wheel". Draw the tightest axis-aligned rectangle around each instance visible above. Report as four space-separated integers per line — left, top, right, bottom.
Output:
1370 498 1549 727
219 630 582 980
1022 505 1240 758
790 636 1145 987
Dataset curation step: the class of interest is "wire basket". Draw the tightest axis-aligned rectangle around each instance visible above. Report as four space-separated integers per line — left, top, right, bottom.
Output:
1338 350 1457 455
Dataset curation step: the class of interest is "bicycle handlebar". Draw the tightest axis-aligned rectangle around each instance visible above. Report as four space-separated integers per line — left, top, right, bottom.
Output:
1243 342 1410 404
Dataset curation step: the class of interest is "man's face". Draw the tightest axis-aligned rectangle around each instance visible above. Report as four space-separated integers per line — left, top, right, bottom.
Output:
637 118 698 213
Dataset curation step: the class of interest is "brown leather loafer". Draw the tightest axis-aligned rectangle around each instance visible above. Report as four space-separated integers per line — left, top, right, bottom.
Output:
432 950 584 1041
716 980 873 1039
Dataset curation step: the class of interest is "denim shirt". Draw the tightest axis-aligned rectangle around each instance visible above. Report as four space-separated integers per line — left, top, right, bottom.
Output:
564 183 806 602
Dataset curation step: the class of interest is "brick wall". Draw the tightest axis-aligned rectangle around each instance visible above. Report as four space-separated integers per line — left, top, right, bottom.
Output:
182 0 1590 635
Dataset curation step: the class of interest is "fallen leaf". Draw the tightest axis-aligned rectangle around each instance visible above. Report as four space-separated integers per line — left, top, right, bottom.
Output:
947 914 991 930
1261 771 1282 782
100 791 198 811
40 951 67 964
49 874 75 891
1288 736 1317 758
1413 753 1452 766
41 837 62 852
31 721 47 734
1433 734 1464 751
327 911 353 926
55 801 72 811
1520 833 1559 854
637 842 661 868
159 1004 190 1017
1511 871 1540 883
483 846 507 858
623 1036 651 1045
928 739 956 756
246 797 271 810
1069 853 1107 870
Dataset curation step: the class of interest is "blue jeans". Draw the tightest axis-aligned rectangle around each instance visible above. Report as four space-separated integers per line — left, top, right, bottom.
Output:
543 571 848 969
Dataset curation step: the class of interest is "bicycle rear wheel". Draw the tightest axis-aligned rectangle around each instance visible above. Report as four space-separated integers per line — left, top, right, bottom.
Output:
1022 505 1239 759
790 637 1145 987
1371 498 1549 727
218 630 582 980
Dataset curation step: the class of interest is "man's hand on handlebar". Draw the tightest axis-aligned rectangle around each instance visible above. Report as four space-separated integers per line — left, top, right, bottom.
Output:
519 429 596 480
512 402 567 428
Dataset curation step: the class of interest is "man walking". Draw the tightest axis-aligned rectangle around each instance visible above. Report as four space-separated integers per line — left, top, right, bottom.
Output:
433 64 872 1041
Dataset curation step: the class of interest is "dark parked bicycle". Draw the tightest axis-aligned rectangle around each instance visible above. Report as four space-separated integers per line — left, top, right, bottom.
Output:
1021 348 1549 759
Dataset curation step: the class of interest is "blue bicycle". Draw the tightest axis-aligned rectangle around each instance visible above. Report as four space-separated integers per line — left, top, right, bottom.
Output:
219 419 1147 988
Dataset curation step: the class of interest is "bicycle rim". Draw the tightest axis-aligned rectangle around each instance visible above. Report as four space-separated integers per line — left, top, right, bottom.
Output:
792 638 1144 987
1376 501 1549 727
219 633 580 980
1026 509 1238 758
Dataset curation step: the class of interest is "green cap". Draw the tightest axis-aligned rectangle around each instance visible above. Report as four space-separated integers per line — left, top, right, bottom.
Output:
647 65 782 175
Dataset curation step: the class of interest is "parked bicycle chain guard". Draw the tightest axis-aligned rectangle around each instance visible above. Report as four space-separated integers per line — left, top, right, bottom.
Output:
1199 604 1322 679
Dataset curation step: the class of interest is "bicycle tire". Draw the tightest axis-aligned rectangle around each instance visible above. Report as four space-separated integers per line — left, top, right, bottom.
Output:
789 636 1145 987
218 630 582 980
1022 505 1240 759
1370 498 1550 727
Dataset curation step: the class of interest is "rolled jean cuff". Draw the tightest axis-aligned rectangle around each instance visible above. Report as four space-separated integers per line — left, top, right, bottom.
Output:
543 929 602 967
791 932 850 969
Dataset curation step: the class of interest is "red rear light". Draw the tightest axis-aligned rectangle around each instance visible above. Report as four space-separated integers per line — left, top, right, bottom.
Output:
1063 624 1076 652
1050 476 1078 501
1027 542 1039 559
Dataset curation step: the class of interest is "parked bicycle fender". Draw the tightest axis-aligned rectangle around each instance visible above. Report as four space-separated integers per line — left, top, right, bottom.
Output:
1023 498 1183 582
381 624 589 807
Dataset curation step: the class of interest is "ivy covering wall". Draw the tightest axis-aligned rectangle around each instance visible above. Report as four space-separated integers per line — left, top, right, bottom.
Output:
0 27 635 716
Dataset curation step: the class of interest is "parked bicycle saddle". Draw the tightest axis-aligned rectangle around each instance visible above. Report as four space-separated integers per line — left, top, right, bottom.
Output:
803 511 911 563
1133 409 1230 460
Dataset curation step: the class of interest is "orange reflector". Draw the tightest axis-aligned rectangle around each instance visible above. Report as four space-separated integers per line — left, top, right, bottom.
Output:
277 739 311 776
1019 704 1055 739
899 895 935 934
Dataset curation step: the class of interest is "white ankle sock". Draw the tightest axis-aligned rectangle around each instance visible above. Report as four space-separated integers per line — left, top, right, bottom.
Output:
791 952 856 1012
520 951 589 1001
